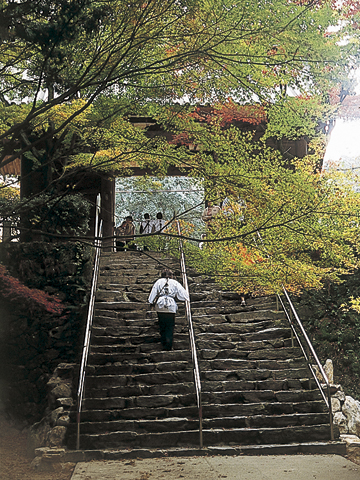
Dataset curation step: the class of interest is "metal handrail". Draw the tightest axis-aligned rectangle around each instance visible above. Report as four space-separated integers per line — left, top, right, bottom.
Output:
252 228 334 440
176 220 203 449
277 287 334 441
76 194 103 450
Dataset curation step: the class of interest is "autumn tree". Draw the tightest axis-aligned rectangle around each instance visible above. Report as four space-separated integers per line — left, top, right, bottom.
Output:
167 114 360 294
0 0 356 177
1 0 360 294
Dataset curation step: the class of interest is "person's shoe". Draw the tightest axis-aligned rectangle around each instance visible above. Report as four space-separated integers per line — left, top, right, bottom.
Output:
241 300 246 306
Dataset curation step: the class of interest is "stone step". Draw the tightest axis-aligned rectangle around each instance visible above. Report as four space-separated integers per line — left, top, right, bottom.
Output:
84 377 312 399
90 324 188 338
197 346 301 360
60 442 347 460
93 309 188 321
100 253 174 259
69 412 329 437
75 400 327 425
93 313 187 326
94 301 149 311
89 345 190 359
88 349 191 364
99 267 159 277
73 405 199 423
202 400 328 417
83 392 197 410
71 424 335 450
86 382 196 399
201 366 310 381
195 333 292 347
195 326 291 339
98 284 154 293
86 360 192 376
194 321 286 332
95 292 149 303
90 333 189 348
199 378 314 392
89 341 190 353
196 347 302 361
97 276 155 285
85 370 194 387
68 417 199 436
201 388 322 405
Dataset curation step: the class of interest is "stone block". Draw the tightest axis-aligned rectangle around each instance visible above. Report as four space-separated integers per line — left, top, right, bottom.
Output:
50 383 72 401
56 397 74 407
324 359 334 384
343 396 360 436
50 407 64 427
48 426 67 447
57 414 70 426
333 411 348 433
333 389 346 403
27 418 52 456
331 397 341 413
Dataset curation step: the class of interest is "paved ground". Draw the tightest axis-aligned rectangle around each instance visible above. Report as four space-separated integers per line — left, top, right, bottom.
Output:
71 455 360 480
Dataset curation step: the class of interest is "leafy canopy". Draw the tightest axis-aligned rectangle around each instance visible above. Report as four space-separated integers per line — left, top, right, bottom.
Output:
171 119 360 295
0 0 356 173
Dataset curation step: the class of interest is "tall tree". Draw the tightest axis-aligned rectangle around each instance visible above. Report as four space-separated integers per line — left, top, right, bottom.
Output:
174 118 360 294
1 0 360 295
0 0 356 176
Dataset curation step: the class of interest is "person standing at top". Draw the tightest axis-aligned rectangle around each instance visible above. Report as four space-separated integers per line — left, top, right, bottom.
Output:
201 200 220 224
116 215 135 251
140 213 153 235
139 212 153 251
152 212 166 233
148 269 189 350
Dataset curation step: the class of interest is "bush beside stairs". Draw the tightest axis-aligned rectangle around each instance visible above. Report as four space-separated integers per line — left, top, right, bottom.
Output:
67 250 344 455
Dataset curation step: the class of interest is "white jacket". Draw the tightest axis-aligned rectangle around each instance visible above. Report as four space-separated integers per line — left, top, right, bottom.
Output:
140 219 154 234
152 218 166 232
148 278 189 313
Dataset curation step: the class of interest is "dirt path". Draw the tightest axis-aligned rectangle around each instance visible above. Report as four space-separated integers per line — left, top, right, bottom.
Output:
0 414 74 480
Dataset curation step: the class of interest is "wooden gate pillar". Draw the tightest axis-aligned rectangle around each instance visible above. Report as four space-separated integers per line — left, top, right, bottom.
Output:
100 177 115 252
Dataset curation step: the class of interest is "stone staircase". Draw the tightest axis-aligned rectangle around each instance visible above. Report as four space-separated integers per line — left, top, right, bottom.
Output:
67 250 341 453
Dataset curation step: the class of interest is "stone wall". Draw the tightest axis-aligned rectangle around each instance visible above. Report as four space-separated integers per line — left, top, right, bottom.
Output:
0 296 85 425
313 359 360 463
27 363 76 456
0 241 93 425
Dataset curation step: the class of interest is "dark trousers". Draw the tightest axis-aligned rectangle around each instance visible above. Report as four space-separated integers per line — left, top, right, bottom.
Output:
157 312 176 350
116 241 136 252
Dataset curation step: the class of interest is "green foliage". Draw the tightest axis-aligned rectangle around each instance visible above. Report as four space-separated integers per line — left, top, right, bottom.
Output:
3 241 93 306
23 192 91 237
170 119 360 295
264 96 336 141
0 192 91 240
0 175 20 204
300 272 360 398
115 176 204 231
0 0 357 180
